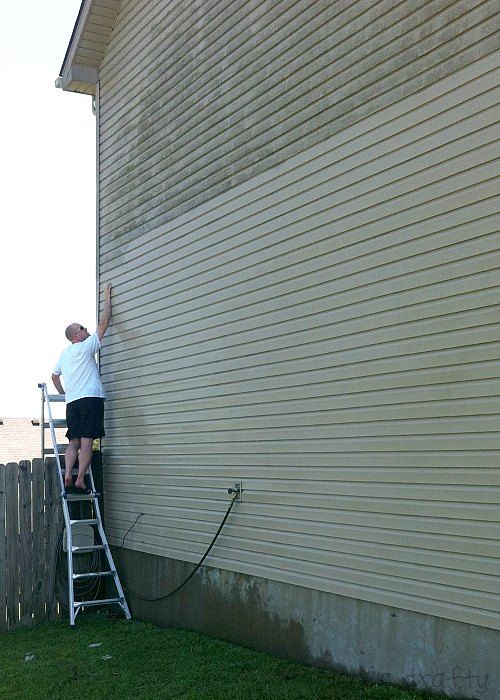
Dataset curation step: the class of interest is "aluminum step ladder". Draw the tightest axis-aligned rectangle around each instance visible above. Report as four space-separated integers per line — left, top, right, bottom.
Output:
39 382 131 625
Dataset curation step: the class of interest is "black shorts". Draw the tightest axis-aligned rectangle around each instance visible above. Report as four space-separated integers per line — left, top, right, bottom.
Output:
66 397 105 440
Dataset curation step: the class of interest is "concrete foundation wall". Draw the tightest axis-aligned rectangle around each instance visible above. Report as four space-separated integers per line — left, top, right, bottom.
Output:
114 547 500 700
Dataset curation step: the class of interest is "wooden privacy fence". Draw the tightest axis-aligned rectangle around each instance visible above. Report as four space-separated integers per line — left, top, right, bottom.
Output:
0 458 63 629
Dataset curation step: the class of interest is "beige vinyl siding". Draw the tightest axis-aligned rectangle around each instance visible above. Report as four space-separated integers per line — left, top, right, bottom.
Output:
97 0 499 247
98 44 500 632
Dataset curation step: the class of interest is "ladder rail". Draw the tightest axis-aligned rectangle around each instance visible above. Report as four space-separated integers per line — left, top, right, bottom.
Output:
79 461 130 620
40 383 45 460
92 485 131 620
38 383 66 494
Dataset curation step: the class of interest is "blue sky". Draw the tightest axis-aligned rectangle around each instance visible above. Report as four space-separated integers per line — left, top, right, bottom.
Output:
0 0 96 417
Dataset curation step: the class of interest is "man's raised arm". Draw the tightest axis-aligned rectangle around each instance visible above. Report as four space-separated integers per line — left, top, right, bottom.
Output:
96 283 112 340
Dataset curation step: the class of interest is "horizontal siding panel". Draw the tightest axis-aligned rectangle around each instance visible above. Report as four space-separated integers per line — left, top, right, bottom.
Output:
98 3 494 159
99 0 488 126
103 349 500 415
103 415 500 438
102 446 500 466
105 516 500 588
105 395 500 432
101 486 497 515
98 0 426 147
102 337 500 396
101 200 499 306
100 294 500 378
100 212 499 336
101 232 497 344
113 528 499 579
103 463 500 486
100 219 499 338
101 208 500 332
99 0 487 179
101 298 500 383
105 396 500 430
103 507 500 558
99 45 496 231
97 9 500 632
98 0 499 241
104 520 500 617
100 0 292 112
99 62 500 261
102 476 500 507
99 50 499 242
103 435 500 454
104 495 500 542
101 286 500 369
100 178 499 287
105 371 500 403
106 380 500 423
99 106 500 270
102 363 500 410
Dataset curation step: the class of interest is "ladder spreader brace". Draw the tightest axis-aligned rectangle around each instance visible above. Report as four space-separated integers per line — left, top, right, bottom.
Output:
38 382 131 625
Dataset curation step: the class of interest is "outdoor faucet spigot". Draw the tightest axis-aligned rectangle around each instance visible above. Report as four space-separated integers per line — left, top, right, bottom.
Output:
227 482 242 502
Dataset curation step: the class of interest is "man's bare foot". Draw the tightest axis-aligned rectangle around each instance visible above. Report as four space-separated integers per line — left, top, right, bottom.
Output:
75 479 86 490
64 480 73 489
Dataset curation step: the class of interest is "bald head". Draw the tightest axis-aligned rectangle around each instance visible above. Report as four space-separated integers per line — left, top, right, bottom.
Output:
65 324 78 341
65 323 89 343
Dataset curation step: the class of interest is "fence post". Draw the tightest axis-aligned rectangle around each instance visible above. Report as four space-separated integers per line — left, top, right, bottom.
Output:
45 458 63 620
19 461 33 624
0 464 6 630
5 463 19 628
31 458 46 622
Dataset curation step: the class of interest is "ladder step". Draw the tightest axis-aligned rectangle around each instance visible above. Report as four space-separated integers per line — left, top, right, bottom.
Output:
64 492 98 502
70 519 99 526
47 394 66 402
44 444 67 454
74 597 124 608
44 420 67 428
72 544 106 553
73 571 115 580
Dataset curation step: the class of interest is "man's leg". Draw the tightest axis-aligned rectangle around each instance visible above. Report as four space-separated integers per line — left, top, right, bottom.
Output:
64 438 81 488
75 437 93 489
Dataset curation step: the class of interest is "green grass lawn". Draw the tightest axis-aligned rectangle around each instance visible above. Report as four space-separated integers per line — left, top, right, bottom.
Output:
0 614 444 700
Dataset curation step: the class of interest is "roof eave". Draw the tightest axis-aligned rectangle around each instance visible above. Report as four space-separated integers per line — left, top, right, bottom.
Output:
56 0 94 93
56 0 120 95
55 64 99 95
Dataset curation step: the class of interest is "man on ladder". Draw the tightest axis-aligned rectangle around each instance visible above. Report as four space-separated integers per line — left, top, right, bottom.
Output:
51 282 112 491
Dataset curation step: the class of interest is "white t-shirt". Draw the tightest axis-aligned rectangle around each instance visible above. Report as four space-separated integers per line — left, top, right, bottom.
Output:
53 333 106 404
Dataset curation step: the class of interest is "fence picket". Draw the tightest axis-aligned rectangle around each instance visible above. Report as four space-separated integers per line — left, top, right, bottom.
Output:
0 465 6 630
31 458 46 621
45 459 63 620
5 463 19 628
18 461 33 624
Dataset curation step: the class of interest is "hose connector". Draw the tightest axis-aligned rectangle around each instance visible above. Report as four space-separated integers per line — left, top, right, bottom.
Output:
227 482 242 502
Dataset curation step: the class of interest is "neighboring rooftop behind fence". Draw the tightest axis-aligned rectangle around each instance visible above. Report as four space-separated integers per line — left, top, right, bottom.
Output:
0 418 66 464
